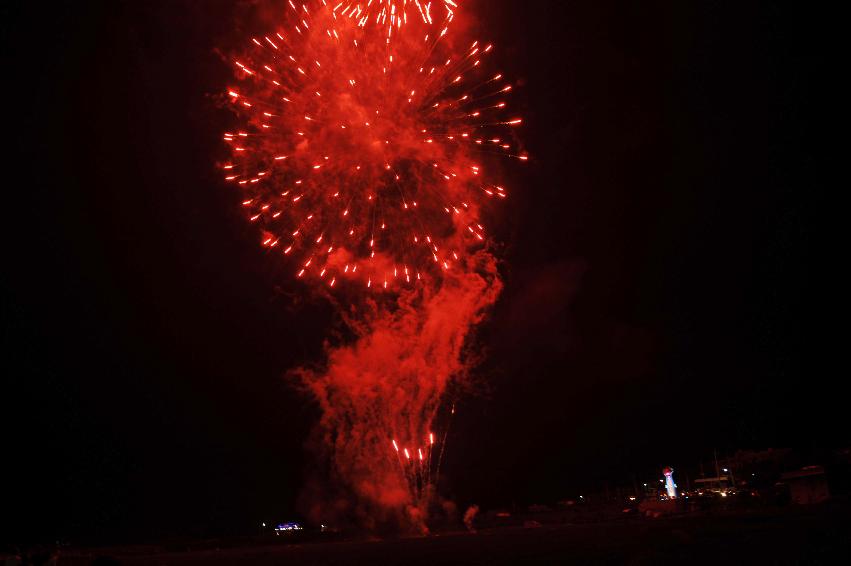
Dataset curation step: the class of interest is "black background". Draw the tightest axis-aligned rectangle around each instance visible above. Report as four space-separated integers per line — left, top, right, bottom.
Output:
2 0 828 544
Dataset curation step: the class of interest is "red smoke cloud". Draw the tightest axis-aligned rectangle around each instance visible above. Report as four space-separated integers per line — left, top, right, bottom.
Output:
297 248 501 530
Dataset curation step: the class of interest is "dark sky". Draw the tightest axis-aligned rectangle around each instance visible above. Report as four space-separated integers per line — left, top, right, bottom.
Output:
3 0 827 544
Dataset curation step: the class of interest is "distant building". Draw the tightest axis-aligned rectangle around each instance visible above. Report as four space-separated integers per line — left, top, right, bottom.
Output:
780 466 830 504
693 475 732 493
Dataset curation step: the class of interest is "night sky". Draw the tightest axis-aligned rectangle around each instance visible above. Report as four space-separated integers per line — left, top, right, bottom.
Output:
3 0 827 544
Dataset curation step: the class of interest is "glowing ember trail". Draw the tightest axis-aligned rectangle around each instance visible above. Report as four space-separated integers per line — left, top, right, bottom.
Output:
335 0 458 38
221 0 524 531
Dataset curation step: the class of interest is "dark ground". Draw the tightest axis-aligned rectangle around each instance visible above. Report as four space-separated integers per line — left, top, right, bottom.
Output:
44 503 851 565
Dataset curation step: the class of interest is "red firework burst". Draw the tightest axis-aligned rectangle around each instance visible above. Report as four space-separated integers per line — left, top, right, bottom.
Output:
222 0 525 291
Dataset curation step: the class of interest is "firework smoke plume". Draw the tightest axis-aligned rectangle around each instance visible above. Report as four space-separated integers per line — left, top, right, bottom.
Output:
221 0 523 531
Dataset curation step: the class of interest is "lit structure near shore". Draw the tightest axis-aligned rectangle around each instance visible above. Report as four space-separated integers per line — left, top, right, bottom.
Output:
663 466 677 498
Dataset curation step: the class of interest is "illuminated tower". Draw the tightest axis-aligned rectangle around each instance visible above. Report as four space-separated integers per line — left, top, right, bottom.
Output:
663 467 677 498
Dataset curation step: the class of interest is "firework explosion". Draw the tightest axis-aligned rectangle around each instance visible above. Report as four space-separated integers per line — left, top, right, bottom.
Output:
222 0 523 531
